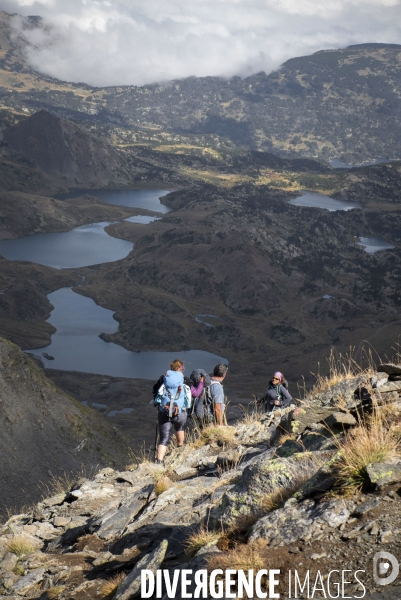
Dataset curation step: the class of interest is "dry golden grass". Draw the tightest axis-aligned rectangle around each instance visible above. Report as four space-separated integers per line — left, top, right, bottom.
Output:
191 425 237 448
303 347 376 399
7 538 35 556
185 526 221 555
236 399 266 426
42 587 65 600
334 409 401 493
102 573 126 598
154 475 173 496
206 540 265 572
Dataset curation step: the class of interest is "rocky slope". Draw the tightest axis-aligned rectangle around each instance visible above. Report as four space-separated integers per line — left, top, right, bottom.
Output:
1 361 401 598
2 111 137 188
0 338 133 520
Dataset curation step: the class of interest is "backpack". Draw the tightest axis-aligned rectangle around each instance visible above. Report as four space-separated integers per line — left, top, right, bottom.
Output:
153 383 192 418
200 380 221 422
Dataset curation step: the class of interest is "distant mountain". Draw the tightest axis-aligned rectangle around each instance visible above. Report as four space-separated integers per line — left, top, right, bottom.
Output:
0 10 400 163
0 337 132 519
3 110 135 187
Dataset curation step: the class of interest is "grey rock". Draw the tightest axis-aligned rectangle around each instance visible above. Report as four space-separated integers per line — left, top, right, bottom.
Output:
293 452 339 501
41 494 65 508
308 375 368 408
374 381 401 393
92 484 153 540
53 517 71 528
250 498 352 545
379 529 394 543
366 462 401 490
352 497 380 516
377 363 401 376
311 552 327 560
172 465 198 480
12 567 45 595
115 539 168 600
324 412 357 428
92 551 113 566
0 553 18 572
214 452 318 523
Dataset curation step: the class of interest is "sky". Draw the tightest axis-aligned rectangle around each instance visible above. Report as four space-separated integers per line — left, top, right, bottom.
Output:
1 0 401 87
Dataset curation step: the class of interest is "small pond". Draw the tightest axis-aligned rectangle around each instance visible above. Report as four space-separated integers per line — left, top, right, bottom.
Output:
289 191 361 211
28 288 228 380
357 237 395 254
56 188 171 214
0 222 133 269
330 157 395 169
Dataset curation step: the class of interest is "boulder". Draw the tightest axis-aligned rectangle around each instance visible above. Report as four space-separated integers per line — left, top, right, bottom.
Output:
323 411 357 429
377 363 401 376
11 567 45 596
366 462 401 490
250 498 353 545
114 539 168 600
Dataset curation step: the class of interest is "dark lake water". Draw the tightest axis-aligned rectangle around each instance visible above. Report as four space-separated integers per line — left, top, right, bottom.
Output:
330 158 395 169
0 222 133 269
357 237 395 254
289 191 361 211
28 288 227 380
56 188 171 214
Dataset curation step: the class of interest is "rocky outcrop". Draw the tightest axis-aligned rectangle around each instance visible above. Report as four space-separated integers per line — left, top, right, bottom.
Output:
1 365 401 597
3 111 134 187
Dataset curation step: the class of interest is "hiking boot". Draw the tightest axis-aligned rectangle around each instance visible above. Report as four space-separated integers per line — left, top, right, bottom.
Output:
155 458 165 466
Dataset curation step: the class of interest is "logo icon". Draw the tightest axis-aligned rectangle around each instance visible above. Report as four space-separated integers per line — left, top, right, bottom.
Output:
373 551 399 586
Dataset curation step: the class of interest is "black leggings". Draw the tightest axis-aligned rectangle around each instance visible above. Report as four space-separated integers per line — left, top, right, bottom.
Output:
158 410 187 446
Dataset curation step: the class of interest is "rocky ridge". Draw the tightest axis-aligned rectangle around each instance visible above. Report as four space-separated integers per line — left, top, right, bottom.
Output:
1 362 401 598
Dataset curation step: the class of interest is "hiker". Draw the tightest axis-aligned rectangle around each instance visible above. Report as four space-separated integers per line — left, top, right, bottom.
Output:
209 363 229 425
154 359 191 464
185 369 212 423
262 371 292 412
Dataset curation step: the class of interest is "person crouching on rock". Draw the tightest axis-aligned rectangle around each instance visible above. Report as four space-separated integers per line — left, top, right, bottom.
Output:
155 359 190 465
263 371 292 413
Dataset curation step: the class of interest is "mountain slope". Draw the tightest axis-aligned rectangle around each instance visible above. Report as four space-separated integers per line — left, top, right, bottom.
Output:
0 337 132 519
2 110 135 187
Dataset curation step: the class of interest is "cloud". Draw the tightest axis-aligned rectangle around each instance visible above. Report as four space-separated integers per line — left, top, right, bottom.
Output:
1 0 401 86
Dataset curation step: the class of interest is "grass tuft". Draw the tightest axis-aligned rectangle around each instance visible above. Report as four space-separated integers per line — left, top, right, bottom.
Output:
334 408 401 493
41 586 65 600
102 573 126 598
7 538 35 556
154 475 173 496
206 540 265 572
191 425 237 448
185 526 221 555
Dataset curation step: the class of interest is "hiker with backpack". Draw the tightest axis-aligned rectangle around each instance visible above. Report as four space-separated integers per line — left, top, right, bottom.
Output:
153 359 191 465
184 368 212 423
261 371 292 413
209 363 229 425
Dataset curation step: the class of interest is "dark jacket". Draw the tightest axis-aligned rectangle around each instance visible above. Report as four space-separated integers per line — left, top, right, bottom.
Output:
263 382 292 410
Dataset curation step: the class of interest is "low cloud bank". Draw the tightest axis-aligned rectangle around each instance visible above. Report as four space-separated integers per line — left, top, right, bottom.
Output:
1 0 401 86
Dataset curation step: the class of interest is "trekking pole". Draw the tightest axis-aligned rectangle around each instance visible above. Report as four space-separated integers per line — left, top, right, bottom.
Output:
265 405 276 428
223 396 228 426
154 417 159 461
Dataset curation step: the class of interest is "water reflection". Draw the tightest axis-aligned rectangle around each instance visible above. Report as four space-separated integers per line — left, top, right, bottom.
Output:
28 288 228 380
289 191 361 211
56 188 171 214
357 237 395 254
0 222 133 269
